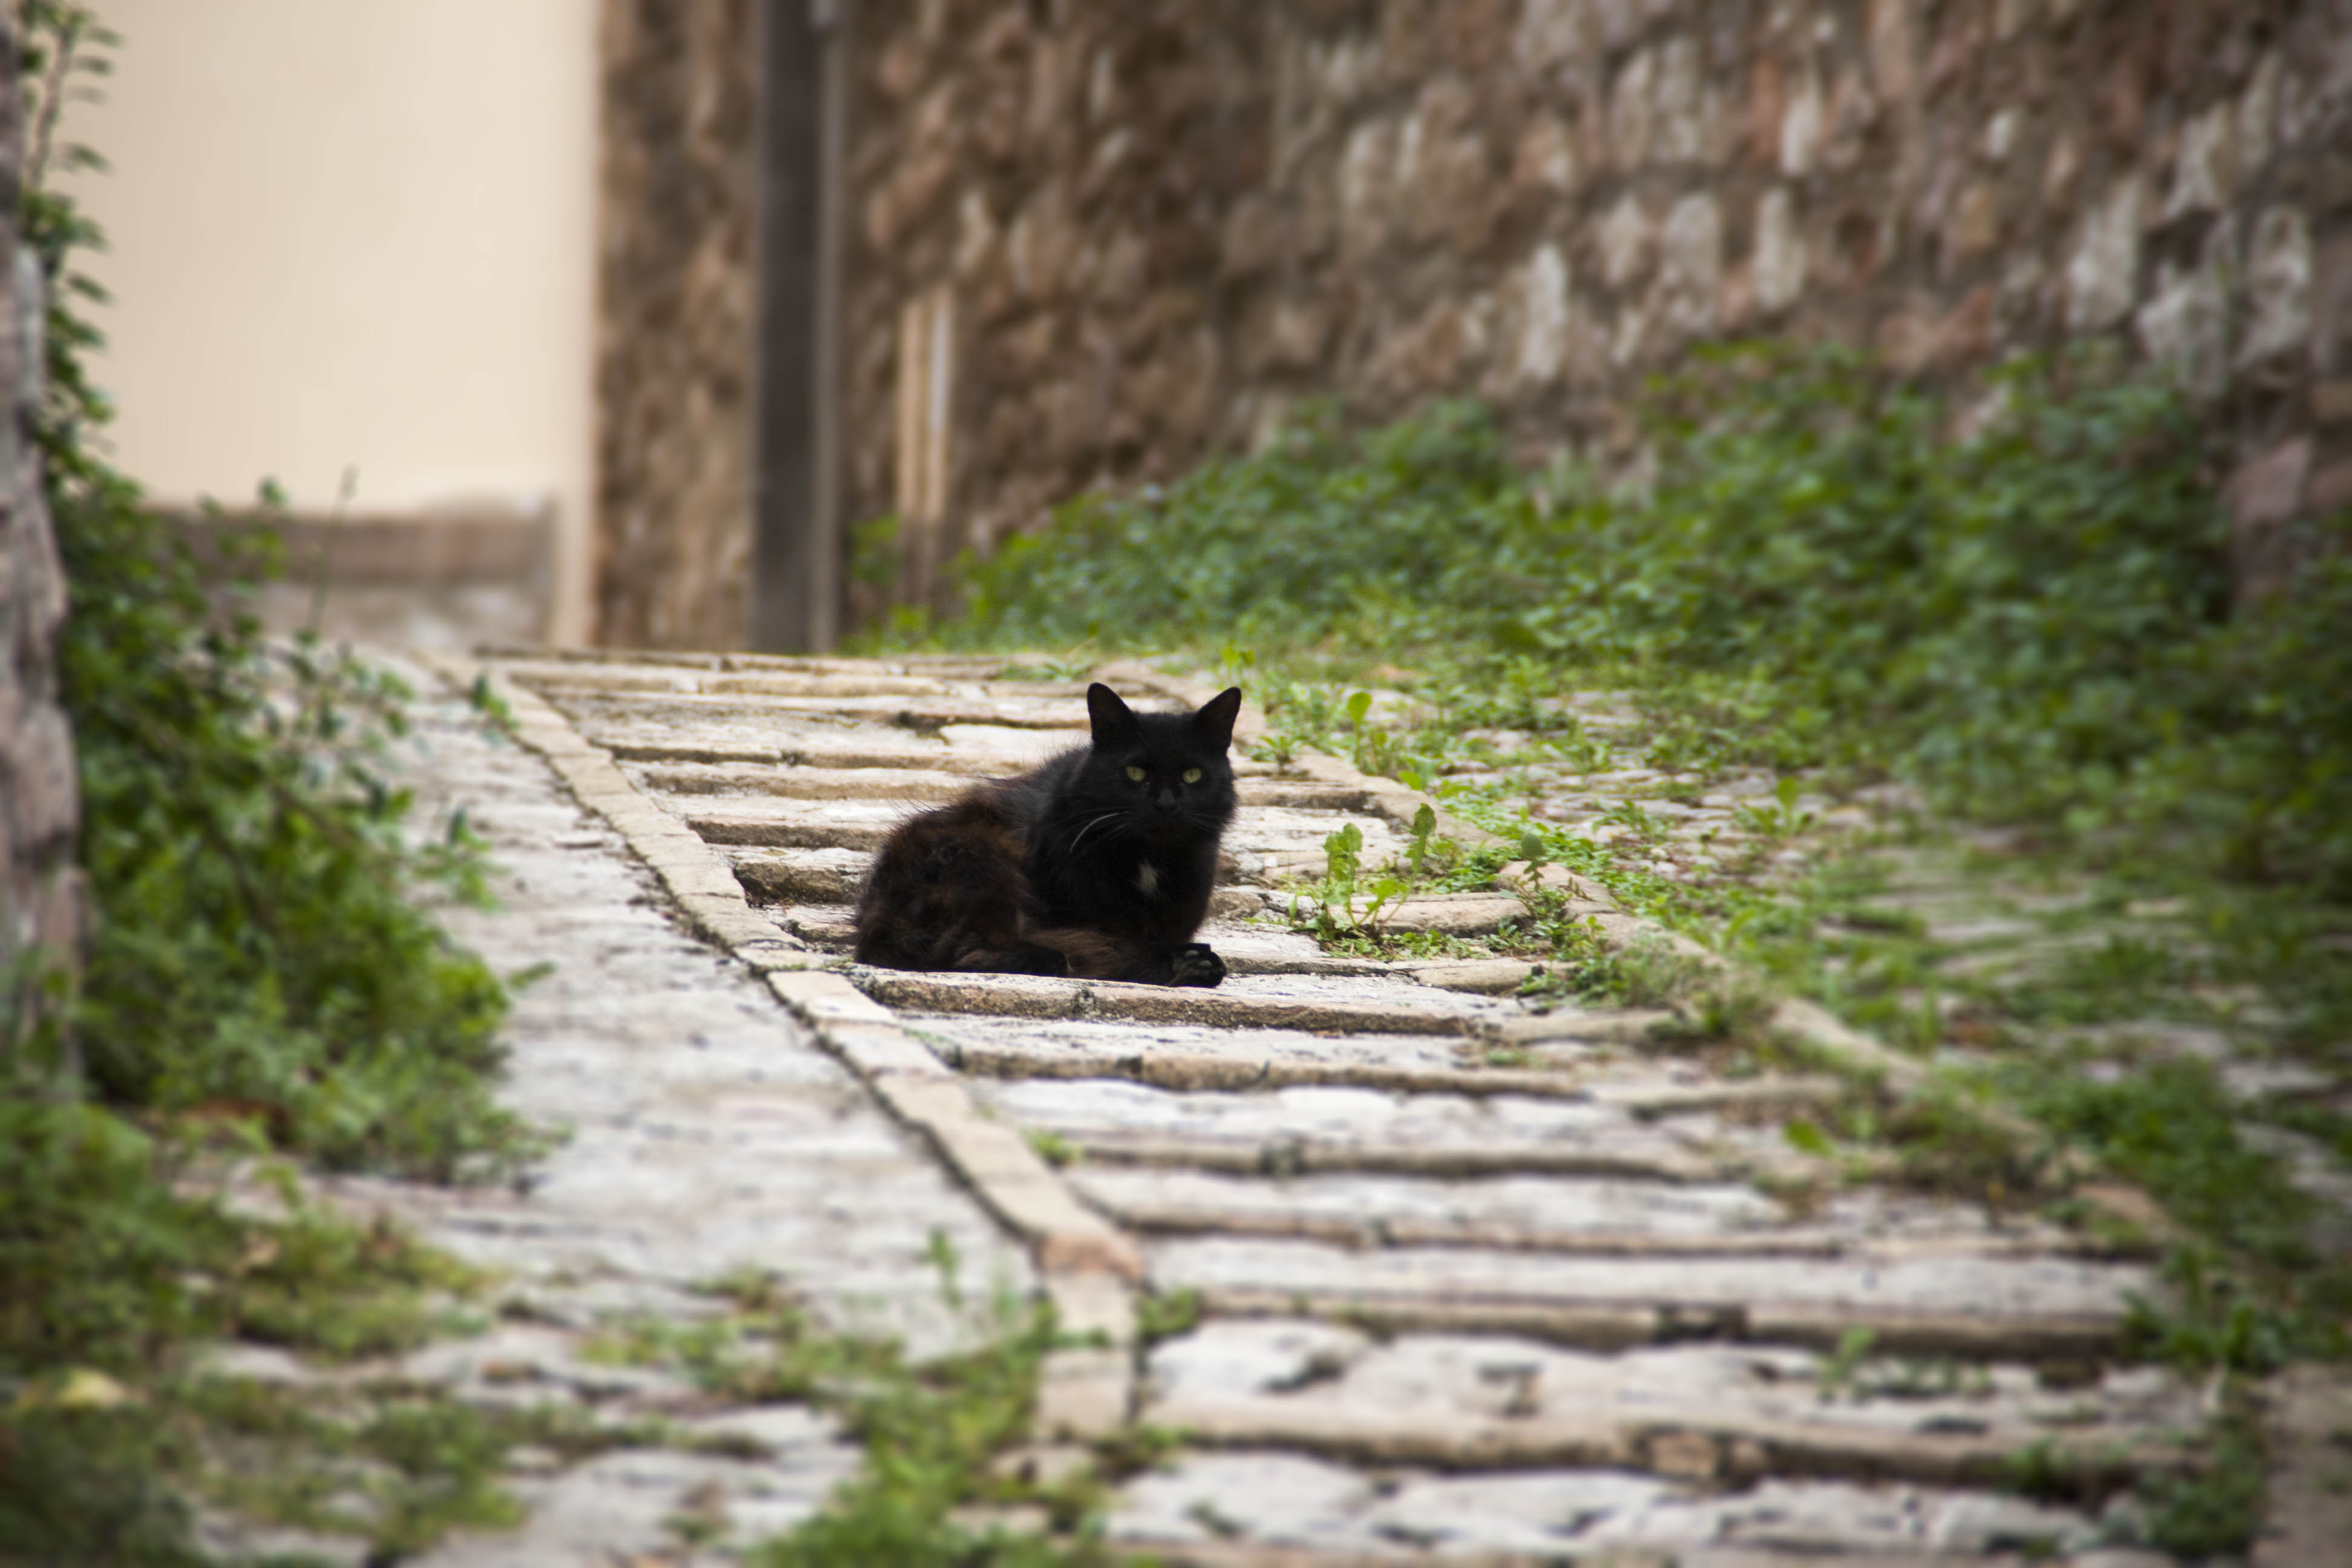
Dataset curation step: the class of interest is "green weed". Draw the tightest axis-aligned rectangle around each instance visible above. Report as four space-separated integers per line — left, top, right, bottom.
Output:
587 1281 1119 1566
1025 1130 1081 1169
882 345 2351 904
1134 1289 1202 1348
2 10 550 1557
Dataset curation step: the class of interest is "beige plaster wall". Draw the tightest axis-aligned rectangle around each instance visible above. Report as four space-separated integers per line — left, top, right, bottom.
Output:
58 0 598 642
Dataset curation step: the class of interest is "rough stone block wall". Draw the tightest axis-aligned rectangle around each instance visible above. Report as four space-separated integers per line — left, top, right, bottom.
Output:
846 0 2352 616
0 21 82 1030
595 0 759 649
844 0 1264 618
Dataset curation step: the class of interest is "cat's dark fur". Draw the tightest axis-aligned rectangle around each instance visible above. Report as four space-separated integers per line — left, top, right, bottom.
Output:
852 684 1243 987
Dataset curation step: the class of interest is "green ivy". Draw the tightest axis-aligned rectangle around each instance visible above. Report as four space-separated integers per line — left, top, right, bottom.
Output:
1 7 544 1555
16 0 526 1179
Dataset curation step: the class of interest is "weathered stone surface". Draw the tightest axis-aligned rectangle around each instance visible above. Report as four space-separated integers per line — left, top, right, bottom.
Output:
2063 174 2142 333
685 799 921 850
860 969 1498 1037
2241 204 2316 367
1146 1240 2147 1351
417 1445 857 1566
1410 957 1545 993
1111 1451 2105 1560
731 846 874 904
916 1011 1483 1083
535 685 1091 734
593 0 758 650
1081 1165 2088 1259
633 761 972 801
0 82 79 1030
965 1078 1716 1181
1142 1324 2189 1481
2255 1364 2352 1568
374 669 1036 1351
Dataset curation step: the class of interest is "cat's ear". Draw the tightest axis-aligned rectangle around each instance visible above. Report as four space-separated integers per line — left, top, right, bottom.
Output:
1192 687 1243 751
1086 683 1140 746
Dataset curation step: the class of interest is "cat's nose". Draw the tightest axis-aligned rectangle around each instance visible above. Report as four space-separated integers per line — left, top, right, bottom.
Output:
1154 789 1179 811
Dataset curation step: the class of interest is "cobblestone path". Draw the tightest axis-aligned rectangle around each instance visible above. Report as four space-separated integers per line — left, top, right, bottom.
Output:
201 660 1035 1567
399 647 2236 1566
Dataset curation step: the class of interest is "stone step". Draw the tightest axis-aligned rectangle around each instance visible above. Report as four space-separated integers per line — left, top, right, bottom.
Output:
965 1078 1722 1181
856 970 1506 1036
1142 1324 2187 1488
761 897 1270 946
728 848 873 906
526 685 1097 731
910 1011 1845 1111
1148 1241 2146 1357
483 645 1030 679
1109 1452 2109 1563
685 801 911 851
1070 1168 2091 1261
575 717 1285 779
678 795 1382 861
1187 927 1403 976
628 759 1371 815
633 762 973 801
1218 807 1406 859
493 658 962 699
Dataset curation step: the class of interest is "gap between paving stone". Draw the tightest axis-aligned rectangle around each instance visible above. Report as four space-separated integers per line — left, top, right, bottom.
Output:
425 654 1140 1442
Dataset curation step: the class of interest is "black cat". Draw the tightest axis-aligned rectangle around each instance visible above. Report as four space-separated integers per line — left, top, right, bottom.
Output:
852 683 1243 987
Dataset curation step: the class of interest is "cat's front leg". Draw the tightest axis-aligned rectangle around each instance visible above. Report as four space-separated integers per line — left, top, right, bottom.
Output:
1169 942 1225 988
952 941 1069 976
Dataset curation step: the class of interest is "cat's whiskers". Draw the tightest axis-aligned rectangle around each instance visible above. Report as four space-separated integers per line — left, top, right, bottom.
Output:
1065 811 1127 855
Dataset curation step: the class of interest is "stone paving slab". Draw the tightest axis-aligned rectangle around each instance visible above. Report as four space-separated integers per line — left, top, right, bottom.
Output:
1148 1242 2145 1356
1111 1451 2110 1562
903 1010 1851 1111
1064 1168 2091 1260
627 759 1362 811
683 797 918 849
633 759 976 800
534 685 1099 732
1143 1324 2190 1480
858 967 1504 1036
964 1078 1723 1181
670 797 1387 860
725 845 875 904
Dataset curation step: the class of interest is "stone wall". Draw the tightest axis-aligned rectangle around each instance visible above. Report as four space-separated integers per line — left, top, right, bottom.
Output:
846 0 2352 615
595 0 759 649
0 19 82 1031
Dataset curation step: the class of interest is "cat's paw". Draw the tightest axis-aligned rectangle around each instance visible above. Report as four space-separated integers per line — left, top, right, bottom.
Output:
1171 942 1226 988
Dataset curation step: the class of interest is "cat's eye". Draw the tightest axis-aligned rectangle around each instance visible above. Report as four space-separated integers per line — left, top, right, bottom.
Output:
1125 765 1146 782
1181 768 1202 783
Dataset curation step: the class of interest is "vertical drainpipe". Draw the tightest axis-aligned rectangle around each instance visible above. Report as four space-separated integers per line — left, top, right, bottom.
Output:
751 0 846 652
809 0 848 650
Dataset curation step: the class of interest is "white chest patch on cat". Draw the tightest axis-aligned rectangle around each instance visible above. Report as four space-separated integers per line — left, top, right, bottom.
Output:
1134 861 1160 895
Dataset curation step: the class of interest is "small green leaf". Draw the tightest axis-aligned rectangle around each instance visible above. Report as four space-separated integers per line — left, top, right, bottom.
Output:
1345 690 1373 726
1782 1119 1834 1158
